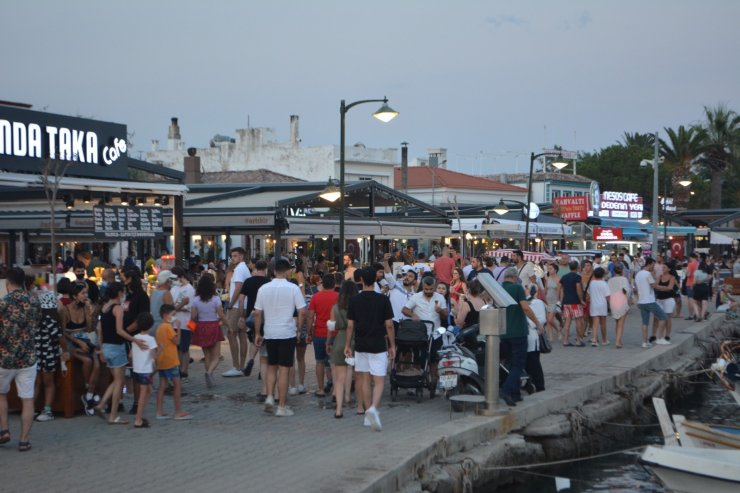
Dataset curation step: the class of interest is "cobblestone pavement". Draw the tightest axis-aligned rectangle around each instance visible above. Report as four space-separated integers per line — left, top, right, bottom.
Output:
1 307 718 493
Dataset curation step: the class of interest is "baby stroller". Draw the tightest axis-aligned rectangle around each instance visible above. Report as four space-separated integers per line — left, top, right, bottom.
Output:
390 319 436 402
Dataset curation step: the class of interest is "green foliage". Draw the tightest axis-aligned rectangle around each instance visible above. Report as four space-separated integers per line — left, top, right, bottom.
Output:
577 144 656 202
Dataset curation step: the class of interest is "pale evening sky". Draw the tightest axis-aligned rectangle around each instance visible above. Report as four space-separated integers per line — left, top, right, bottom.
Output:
2 1 738 175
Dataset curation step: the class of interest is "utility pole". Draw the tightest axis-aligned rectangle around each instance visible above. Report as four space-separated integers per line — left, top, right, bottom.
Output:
651 132 660 256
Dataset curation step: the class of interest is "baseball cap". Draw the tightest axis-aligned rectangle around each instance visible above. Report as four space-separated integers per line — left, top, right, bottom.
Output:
156 270 178 286
401 265 415 274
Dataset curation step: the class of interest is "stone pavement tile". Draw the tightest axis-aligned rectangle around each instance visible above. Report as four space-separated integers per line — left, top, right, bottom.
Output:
1 308 720 493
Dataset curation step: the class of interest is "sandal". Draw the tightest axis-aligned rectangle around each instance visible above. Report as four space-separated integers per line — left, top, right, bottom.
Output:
134 418 150 428
0 429 10 444
334 412 343 419
108 417 129 425
615 343 623 349
18 441 31 452
590 341 599 347
562 342 574 347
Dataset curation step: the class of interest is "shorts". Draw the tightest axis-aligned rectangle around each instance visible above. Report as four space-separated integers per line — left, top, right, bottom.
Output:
354 351 388 377
312 336 328 364
158 366 180 379
657 298 676 315
265 338 296 367
686 286 694 298
178 329 192 353
102 343 129 369
133 372 153 385
563 304 584 319
638 302 667 325
227 308 243 333
0 365 37 399
693 283 710 301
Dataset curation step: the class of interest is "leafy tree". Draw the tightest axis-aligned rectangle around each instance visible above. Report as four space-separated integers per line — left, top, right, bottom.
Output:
620 132 655 149
577 144 656 203
695 104 740 208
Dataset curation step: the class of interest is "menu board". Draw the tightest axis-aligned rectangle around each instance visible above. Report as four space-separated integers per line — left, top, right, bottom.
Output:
93 206 164 239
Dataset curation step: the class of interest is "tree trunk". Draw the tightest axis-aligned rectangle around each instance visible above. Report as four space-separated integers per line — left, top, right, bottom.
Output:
710 168 723 209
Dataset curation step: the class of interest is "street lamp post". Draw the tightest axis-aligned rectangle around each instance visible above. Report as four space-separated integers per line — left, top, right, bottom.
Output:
338 98 398 273
525 152 566 248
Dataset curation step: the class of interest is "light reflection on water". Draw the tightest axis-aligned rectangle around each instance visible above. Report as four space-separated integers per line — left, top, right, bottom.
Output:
488 381 738 493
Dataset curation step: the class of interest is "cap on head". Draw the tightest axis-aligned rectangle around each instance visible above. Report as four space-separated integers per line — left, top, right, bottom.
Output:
156 270 178 286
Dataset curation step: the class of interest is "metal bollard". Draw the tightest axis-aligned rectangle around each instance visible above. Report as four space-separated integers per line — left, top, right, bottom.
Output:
477 307 508 416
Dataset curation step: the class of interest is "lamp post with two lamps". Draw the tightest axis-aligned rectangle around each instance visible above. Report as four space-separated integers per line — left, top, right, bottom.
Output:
322 98 398 273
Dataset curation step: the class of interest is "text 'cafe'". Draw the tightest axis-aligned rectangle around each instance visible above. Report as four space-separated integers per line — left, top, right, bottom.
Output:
0 102 188 268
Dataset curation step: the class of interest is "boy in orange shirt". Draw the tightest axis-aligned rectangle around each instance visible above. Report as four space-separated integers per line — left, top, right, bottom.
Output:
155 304 192 420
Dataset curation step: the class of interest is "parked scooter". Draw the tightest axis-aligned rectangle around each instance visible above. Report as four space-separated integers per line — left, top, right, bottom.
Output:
437 325 535 412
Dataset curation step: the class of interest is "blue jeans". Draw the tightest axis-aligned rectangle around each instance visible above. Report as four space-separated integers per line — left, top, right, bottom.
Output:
500 336 527 399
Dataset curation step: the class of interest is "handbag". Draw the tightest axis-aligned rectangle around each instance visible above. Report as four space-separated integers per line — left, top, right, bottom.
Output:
187 319 197 331
538 333 552 354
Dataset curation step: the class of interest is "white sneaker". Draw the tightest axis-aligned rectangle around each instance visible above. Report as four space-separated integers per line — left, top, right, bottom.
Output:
35 411 54 422
297 384 307 394
264 395 275 414
363 415 371 427
275 406 294 417
655 338 669 345
222 368 242 378
288 387 298 396
366 406 382 431
641 342 651 348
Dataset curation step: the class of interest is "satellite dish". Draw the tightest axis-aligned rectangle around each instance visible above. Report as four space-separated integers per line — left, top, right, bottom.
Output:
526 202 540 220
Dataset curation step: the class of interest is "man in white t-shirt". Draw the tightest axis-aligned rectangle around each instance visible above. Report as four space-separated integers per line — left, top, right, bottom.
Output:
254 259 306 416
635 257 670 348
513 250 536 295
402 275 448 331
223 247 252 378
170 266 196 381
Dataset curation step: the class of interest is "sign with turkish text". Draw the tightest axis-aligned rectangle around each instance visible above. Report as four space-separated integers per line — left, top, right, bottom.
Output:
553 195 589 221
598 191 643 219
593 227 623 241
93 206 163 239
0 106 129 180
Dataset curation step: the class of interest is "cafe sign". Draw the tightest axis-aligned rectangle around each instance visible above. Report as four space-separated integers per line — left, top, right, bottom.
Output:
598 191 643 219
0 106 129 180
593 227 623 241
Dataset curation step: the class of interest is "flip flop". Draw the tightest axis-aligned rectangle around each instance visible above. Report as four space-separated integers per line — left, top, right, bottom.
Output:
174 414 193 421
356 411 365 415
590 341 599 347
134 419 150 428
615 344 623 349
108 417 129 425
562 342 574 347
334 412 343 419
18 441 31 452
0 429 10 444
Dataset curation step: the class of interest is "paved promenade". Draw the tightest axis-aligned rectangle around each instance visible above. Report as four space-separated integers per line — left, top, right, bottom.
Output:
1 307 724 493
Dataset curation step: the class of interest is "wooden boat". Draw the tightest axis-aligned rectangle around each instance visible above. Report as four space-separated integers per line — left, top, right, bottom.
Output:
641 445 740 493
640 398 740 492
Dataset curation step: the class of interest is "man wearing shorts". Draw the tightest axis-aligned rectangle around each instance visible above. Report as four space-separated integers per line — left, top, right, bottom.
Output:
223 247 251 377
306 274 338 397
0 267 42 451
635 258 671 348
345 268 395 431
254 259 306 417
558 260 586 346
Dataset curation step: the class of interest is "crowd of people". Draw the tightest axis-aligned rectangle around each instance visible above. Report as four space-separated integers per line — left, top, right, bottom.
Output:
1 243 737 451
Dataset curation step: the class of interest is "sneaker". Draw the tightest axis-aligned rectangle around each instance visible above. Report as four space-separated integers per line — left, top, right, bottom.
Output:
222 368 242 378
288 387 299 396
649 336 657 343
81 395 94 416
366 406 382 431
363 415 371 427
664 336 671 342
297 384 307 394
35 411 54 422
264 395 275 414
641 342 651 348
275 406 294 417
242 359 254 377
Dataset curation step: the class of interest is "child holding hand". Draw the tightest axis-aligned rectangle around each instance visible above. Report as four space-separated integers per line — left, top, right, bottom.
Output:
155 304 192 421
132 312 158 428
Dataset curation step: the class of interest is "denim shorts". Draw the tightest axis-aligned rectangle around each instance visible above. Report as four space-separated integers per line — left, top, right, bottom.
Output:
133 372 153 385
158 366 180 379
312 336 329 364
178 329 192 353
102 343 129 369
638 302 667 325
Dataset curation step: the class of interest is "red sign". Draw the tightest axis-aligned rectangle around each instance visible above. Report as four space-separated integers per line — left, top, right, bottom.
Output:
593 227 623 241
553 195 589 221
670 238 685 260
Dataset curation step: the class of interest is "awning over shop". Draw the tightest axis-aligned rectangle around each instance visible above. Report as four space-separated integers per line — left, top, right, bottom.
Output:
452 218 571 236
285 217 450 238
711 231 740 245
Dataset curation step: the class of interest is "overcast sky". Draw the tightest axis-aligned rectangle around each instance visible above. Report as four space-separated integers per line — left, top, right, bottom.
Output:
3 1 738 175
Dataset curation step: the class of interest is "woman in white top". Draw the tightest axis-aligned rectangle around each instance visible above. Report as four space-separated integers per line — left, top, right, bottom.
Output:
588 267 611 346
607 264 631 348
543 263 561 341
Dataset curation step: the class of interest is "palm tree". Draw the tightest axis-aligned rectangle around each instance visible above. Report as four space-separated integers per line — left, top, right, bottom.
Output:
659 126 707 209
696 104 740 208
620 132 655 150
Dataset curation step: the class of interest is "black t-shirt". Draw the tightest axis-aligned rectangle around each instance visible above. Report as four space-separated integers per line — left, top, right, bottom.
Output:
467 267 492 282
346 291 394 354
123 288 150 334
239 275 270 316
560 272 582 305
